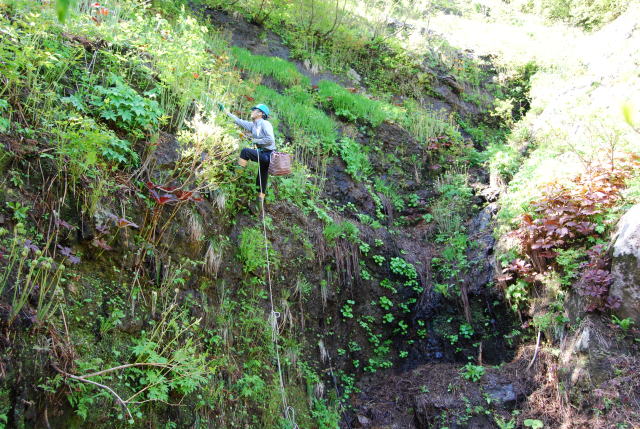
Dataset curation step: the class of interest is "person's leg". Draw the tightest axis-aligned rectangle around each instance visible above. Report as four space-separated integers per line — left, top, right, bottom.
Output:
239 148 258 167
256 151 271 199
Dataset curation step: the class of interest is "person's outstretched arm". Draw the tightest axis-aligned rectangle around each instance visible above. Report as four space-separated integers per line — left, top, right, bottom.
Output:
226 111 254 132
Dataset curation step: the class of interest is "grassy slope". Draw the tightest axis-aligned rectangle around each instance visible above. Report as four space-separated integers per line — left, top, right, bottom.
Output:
0 1 508 428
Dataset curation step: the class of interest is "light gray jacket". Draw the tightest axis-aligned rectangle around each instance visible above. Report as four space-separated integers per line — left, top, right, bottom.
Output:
227 113 276 151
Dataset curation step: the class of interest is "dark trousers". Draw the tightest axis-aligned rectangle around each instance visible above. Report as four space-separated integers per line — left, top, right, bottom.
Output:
240 148 272 194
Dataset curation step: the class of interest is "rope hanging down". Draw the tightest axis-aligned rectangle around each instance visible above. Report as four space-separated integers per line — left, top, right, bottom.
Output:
256 148 299 429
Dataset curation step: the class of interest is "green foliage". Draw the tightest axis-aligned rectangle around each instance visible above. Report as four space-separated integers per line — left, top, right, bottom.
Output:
460 363 485 382
0 225 63 324
236 373 267 400
323 220 360 245
232 46 309 87
337 137 372 182
378 296 393 310
506 280 530 311
56 0 73 22
253 85 337 151
523 419 544 429
459 323 474 339
611 315 634 332
0 99 10 132
311 398 341 429
238 226 279 273
275 164 320 207
403 99 461 145
432 170 473 235
495 415 516 429
341 300 355 319
555 248 587 286
539 0 629 30
390 257 417 280
317 80 400 126
54 115 139 178
85 74 163 138
484 142 522 182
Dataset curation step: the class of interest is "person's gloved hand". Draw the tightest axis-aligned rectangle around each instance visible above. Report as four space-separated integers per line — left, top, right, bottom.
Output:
217 102 225 112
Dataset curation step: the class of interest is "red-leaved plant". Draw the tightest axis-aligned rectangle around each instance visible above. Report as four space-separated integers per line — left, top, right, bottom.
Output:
501 155 639 310
576 245 621 312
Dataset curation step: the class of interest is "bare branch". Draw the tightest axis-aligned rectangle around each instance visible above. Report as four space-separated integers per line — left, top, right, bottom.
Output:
76 362 174 379
52 364 133 421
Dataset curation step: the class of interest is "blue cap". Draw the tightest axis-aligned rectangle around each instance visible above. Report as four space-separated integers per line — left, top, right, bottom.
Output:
251 104 270 118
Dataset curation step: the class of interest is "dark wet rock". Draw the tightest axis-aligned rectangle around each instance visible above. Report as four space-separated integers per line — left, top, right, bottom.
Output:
152 131 181 169
323 159 375 214
355 414 372 427
465 203 498 294
441 74 464 95
118 317 143 334
483 381 518 407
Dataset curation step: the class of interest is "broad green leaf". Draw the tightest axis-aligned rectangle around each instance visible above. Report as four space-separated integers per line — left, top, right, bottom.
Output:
101 110 117 121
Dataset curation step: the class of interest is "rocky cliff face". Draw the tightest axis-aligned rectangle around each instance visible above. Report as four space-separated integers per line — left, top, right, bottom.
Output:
610 203 640 324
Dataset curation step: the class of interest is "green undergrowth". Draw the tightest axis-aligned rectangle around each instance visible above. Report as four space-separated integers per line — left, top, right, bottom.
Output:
316 80 402 127
0 1 345 427
197 0 430 96
231 46 310 87
0 1 526 428
253 85 338 152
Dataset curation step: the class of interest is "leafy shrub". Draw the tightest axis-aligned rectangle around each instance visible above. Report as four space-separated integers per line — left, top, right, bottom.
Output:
460 363 485 382
337 137 372 182
235 374 266 400
276 165 319 207
311 398 341 429
54 115 140 177
508 163 638 274
69 7 229 128
231 46 310 87
81 74 162 138
576 245 620 312
238 226 279 273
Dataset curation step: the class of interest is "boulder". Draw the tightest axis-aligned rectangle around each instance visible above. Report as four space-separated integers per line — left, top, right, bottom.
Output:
347 68 362 84
609 204 640 324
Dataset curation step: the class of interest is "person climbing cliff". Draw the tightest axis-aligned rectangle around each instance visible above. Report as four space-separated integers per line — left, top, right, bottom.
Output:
218 103 275 209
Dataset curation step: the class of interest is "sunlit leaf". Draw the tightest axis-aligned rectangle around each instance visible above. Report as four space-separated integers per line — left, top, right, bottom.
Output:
622 101 635 127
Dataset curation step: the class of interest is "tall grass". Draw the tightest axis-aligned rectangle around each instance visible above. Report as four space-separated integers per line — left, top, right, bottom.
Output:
253 85 338 149
231 47 310 87
316 80 402 127
402 99 461 144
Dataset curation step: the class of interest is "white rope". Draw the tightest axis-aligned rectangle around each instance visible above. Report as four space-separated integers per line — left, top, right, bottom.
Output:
256 147 299 429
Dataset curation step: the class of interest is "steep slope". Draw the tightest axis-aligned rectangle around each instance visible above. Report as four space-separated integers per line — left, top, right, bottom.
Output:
0 1 521 427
